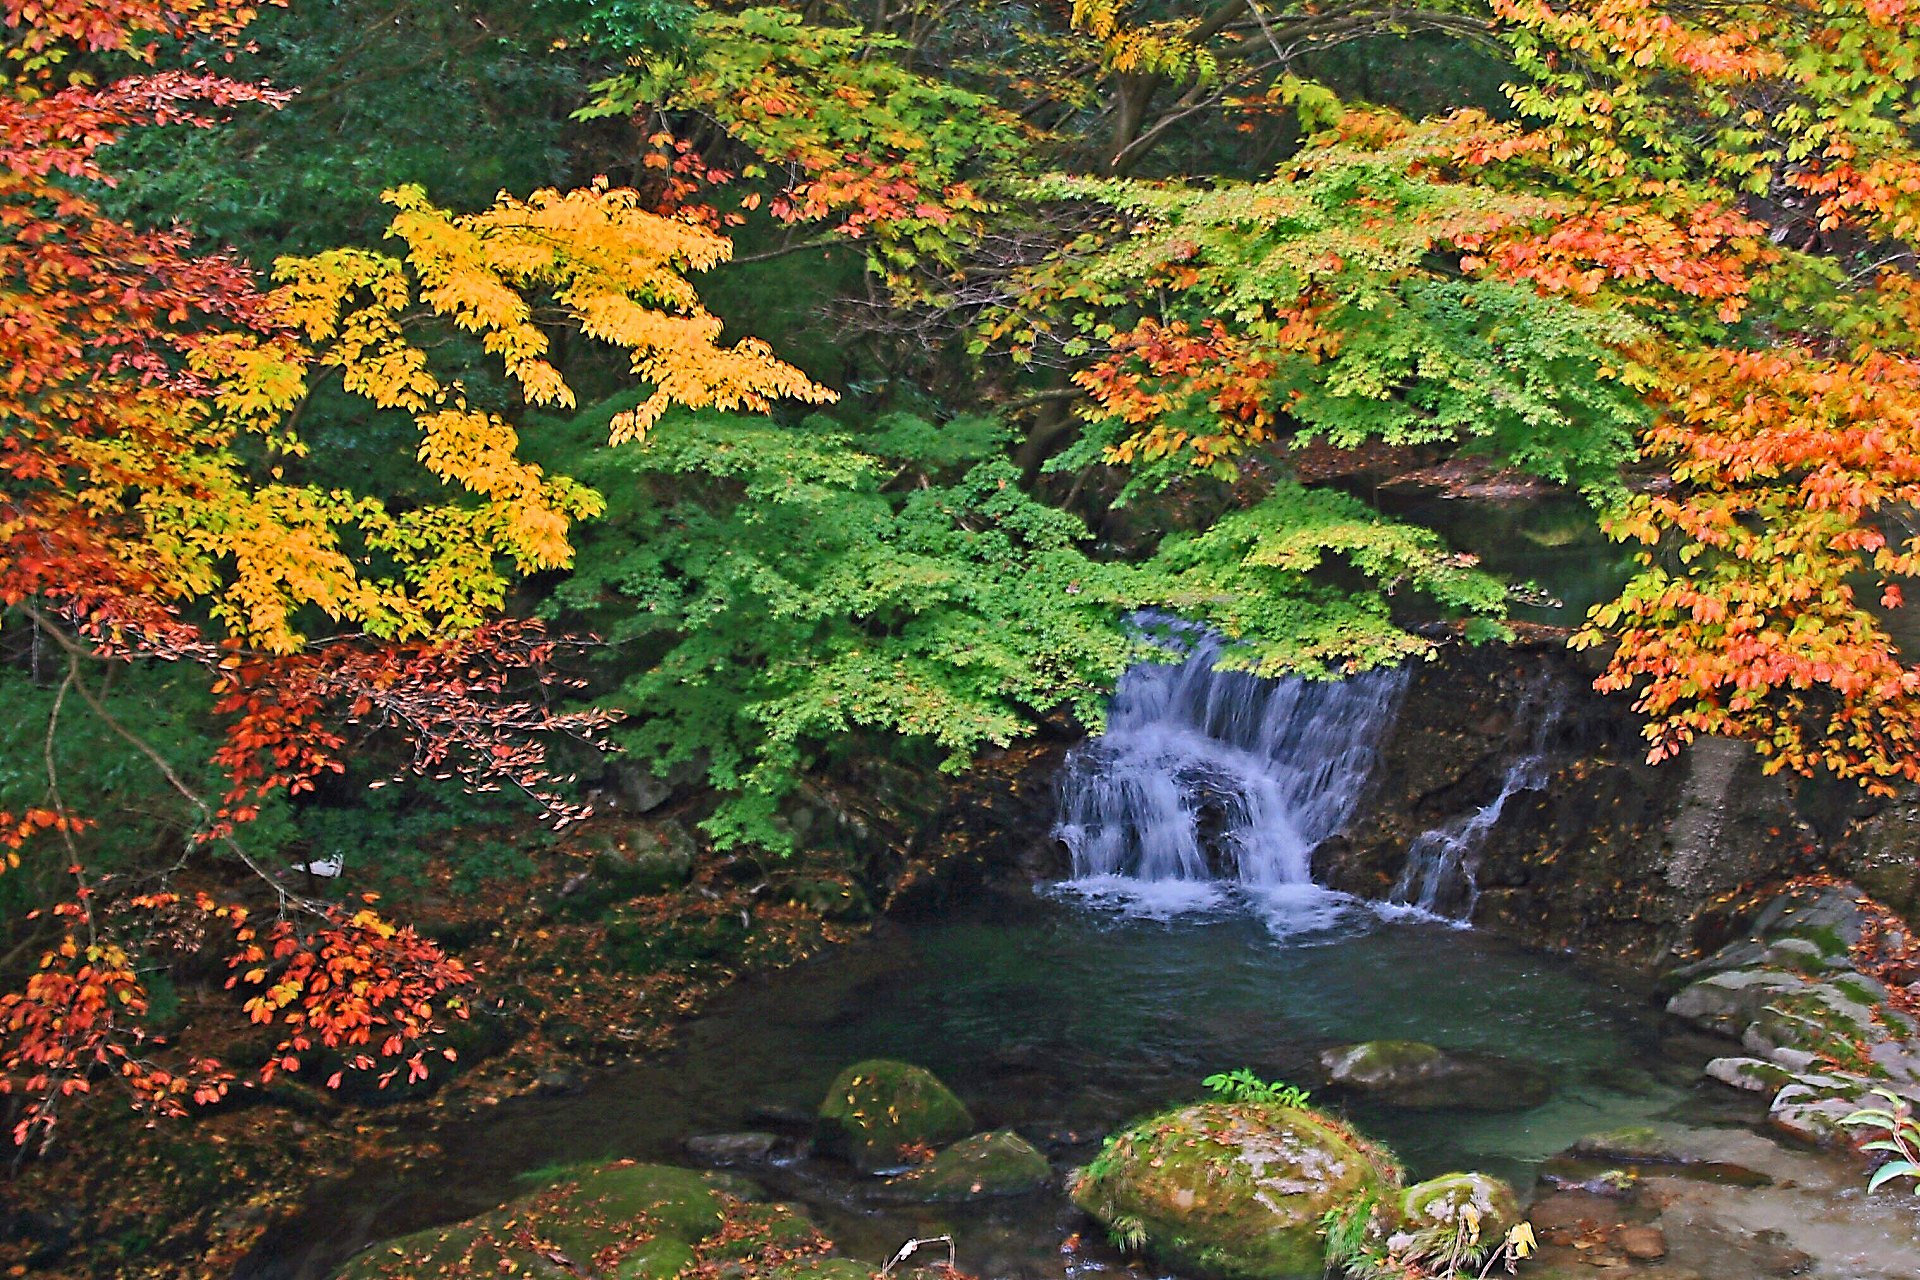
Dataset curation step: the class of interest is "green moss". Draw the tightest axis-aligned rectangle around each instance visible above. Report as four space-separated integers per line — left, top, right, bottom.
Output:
330 1162 763 1280
614 1237 697 1280
1783 923 1850 960
816 1060 974 1172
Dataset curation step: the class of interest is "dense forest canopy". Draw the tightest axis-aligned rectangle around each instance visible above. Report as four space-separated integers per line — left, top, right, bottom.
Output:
5 0 1920 1163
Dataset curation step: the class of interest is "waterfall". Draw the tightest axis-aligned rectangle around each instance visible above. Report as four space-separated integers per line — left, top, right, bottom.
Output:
1383 680 1564 924
1052 621 1407 935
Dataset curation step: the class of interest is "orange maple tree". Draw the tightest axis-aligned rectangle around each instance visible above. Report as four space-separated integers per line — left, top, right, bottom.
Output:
1487 0 1920 789
0 0 829 1151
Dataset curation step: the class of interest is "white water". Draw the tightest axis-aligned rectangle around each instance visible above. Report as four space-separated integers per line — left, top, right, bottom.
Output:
1381 679 1564 924
1052 623 1407 936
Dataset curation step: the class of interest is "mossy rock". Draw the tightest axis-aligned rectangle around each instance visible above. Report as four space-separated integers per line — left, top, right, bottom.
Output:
1069 1100 1402 1280
1398 1172 1520 1242
1319 1041 1551 1111
874 1130 1050 1202
332 1161 785 1279
817 1060 974 1172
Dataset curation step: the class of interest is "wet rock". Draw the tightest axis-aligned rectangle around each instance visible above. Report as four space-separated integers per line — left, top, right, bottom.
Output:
1069 1100 1401 1280
816 1059 973 1173
685 1132 783 1166
1616 1225 1668 1261
1318 1040 1551 1111
1536 1160 1642 1198
873 1130 1050 1202
1525 1189 1631 1246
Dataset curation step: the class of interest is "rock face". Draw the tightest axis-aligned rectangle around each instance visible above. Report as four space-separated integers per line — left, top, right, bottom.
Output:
816 1059 974 1172
1069 1100 1402 1280
330 1161 830 1280
1664 880 1920 1152
1314 645 1815 962
874 1130 1051 1202
1319 1040 1551 1111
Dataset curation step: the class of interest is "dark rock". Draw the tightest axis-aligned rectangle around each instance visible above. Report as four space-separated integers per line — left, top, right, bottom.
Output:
612 763 674 813
534 1069 584 1096
1315 647 1813 963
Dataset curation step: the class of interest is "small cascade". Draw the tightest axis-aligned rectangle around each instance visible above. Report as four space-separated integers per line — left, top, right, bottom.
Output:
1385 680 1566 923
1053 622 1406 933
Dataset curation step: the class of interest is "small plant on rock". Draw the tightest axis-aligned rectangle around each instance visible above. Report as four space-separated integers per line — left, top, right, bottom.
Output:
1201 1068 1311 1107
1841 1089 1920 1193
1322 1194 1536 1280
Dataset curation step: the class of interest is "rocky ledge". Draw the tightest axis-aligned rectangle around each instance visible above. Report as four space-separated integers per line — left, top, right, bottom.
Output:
1663 878 1920 1148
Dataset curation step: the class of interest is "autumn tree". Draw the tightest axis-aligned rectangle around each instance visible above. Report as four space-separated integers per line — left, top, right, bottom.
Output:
0 0 827 1150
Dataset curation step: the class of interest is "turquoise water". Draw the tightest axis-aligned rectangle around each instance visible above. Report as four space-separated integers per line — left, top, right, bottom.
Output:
246 889 1697 1279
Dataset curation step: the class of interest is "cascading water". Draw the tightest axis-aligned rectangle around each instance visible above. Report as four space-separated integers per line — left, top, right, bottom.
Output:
1052 621 1407 935
1384 679 1565 923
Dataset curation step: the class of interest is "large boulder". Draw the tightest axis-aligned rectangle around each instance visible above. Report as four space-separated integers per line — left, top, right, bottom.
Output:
816 1060 974 1173
1069 1100 1402 1280
873 1130 1050 1202
331 1161 806 1280
1319 1040 1552 1111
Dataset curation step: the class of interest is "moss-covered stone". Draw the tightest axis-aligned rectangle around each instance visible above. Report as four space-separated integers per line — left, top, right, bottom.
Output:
1319 1041 1551 1111
875 1130 1050 1202
331 1161 800 1280
1397 1172 1520 1243
1069 1100 1402 1280
816 1060 974 1172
